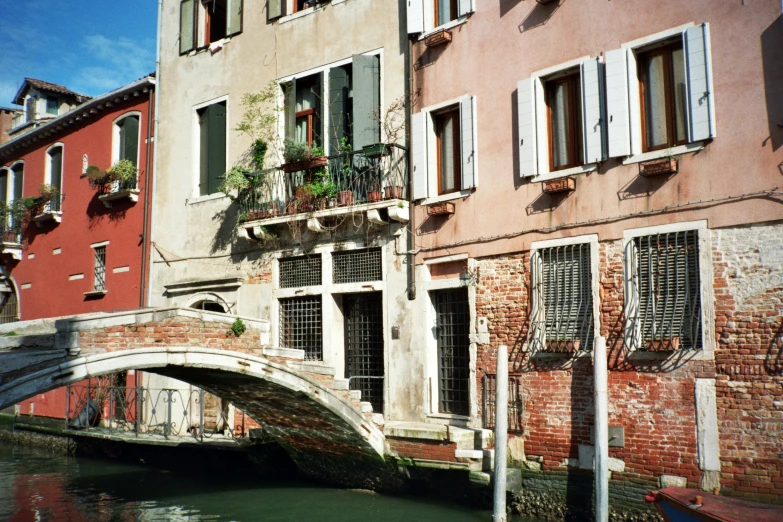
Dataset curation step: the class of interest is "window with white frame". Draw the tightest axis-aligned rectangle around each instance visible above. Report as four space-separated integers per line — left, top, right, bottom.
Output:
46 97 59 115
115 114 140 167
624 228 704 352
179 0 242 54
282 54 379 156
93 245 107 292
407 0 474 35
197 100 227 196
605 23 715 159
517 57 605 180
45 145 63 211
529 241 595 353
411 96 476 200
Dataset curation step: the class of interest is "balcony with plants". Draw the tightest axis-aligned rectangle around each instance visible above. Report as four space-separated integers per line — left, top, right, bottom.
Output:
30 184 63 227
0 201 26 260
87 160 141 208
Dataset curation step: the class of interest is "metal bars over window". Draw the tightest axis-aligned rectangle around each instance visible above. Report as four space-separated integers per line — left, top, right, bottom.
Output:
344 293 384 412
332 248 382 285
529 243 593 353
482 373 524 433
628 231 702 351
433 288 470 416
93 246 106 291
0 292 18 324
280 296 322 361
279 255 322 289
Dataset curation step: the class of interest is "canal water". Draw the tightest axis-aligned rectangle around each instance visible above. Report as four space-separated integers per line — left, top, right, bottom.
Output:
0 444 535 521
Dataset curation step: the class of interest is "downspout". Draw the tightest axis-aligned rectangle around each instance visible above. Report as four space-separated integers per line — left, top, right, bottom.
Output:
146 0 164 308
140 85 154 309
406 35 416 301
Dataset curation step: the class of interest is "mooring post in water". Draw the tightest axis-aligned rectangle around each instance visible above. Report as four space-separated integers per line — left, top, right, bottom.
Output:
494 344 508 522
594 336 609 522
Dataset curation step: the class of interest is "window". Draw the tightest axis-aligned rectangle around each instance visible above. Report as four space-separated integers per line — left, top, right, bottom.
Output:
433 288 470 415
530 242 594 353
180 0 242 54
626 230 702 352
294 75 321 147
191 300 227 313
46 145 63 211
638 42 687 152
407 0 474 34
604 23 715 159
280 296 322 361
517 58 604 179
332 248 382 284
344 292 384 412
434 107 461 194
46 98 58 115
116 115 140 166
411 96 476 200
547 73 583 171
197 101 227 196
279 254 322 288
0 290 18 324
93 246 107 292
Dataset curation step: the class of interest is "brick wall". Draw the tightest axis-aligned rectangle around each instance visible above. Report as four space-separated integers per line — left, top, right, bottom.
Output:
474 222 783 501
388 438 458 462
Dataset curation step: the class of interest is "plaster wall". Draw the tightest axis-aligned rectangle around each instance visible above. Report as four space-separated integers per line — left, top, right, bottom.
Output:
411 0 783 261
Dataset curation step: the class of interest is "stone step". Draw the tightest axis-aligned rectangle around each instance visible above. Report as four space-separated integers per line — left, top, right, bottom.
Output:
286 361 336 376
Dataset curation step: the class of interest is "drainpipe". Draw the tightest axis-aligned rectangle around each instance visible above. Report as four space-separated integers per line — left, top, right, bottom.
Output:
406 36 416 301
594 336 609 522
493 344 508 522
146 0 164 308
140 85 154 309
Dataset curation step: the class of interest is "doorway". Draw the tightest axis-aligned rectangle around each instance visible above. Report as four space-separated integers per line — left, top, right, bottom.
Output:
343 292 384 412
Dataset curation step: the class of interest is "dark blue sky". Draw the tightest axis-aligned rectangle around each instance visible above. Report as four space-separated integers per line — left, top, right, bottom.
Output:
0 0 158 106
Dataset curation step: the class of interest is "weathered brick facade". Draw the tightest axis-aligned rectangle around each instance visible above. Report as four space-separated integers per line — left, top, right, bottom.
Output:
474 223 783 502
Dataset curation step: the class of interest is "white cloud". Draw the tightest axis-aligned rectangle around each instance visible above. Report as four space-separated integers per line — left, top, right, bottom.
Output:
67 34 155 95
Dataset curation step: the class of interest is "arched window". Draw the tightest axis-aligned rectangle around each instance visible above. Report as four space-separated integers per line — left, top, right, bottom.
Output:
0 288 19 324
114 114 141 166
45 145 63 203
191 300 227 313
10 163 23 203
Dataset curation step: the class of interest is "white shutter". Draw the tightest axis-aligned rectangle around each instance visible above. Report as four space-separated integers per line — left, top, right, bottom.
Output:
180 0 195 54
626 48 642 155
604 48 631 158
517 77 537 178
458 0 474 17
411 112 429 200
684 23 715 141
460 96 476 190
580 57 605 164
227 0 242 35
407 0 424 35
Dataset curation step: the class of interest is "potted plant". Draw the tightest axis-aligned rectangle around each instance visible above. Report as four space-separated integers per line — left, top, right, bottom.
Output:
86 165 106 188
282 140 328 173
384 185 404 200
548 338 581 353
338 190 354 207
366 178 382 203
105 159 138 188
645 337 680 352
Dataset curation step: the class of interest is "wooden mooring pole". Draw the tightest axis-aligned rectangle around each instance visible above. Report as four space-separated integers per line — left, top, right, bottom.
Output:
493 344 508 522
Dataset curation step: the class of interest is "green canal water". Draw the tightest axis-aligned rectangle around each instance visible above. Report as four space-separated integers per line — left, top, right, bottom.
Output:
0 444 536 521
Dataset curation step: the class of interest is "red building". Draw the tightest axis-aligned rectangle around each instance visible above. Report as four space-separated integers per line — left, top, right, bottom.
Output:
0 76 155 418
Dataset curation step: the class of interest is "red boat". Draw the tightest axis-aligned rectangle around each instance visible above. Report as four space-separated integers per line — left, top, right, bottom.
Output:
645 487 783 522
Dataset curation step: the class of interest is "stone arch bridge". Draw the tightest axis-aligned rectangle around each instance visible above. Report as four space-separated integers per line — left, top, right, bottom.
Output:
0 308 397 489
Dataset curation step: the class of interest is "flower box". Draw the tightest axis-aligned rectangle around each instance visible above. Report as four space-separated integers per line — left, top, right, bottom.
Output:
548 339 581 353
542 177 576 194
367 190 382 203
425 29 452 48
640 157 678 177
645 337 680 352
427 201 455 216
282 156 328 173
362 143 391 158
337 190 354 207
384 186 404 200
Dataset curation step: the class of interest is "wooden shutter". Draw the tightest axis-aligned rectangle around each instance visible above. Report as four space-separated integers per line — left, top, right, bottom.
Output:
227 0 242 35
625 48 642 155
580 57 606 164
120 116 140 166
458 0 473 17
180 0 196 54
411 111 428 200
284 80 296 142
268 0 282 21
0 172 7 204
49 147 62 193
12 165 23 201
328 66 351 155
604 48 631 158
352 55 380 151
459 96 476 190
517 77 537 178
207 103 227 195
684 23 715 141
407 0 424 34
312 72 324 147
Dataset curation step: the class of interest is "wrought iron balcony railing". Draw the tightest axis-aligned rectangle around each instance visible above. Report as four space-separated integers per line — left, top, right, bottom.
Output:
97 175 138 196
1 223 22 244
41 193 63 213
238 144 408 222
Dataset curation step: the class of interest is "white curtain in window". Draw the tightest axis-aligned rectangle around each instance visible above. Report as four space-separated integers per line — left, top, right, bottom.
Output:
643 55 667 148
551 83 570 168
439 114 455 192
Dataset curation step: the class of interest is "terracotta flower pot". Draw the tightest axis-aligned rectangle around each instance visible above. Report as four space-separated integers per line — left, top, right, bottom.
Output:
282 156 328 173
384 186 404 200
548 339 581 353
367 190 382 203
645 337 680 352
338 191 354 207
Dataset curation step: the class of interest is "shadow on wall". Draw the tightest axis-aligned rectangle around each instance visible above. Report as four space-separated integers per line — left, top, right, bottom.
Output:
761 15 783 152
764 320 783 377
499 0 522 18
519 0 562 33
85 193 130 230
616 171 676 201
526 190 572 215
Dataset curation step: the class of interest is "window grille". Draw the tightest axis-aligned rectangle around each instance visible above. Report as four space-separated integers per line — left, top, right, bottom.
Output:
630 231 702 351
332 248 382 284
482 373 524 433
433 288 470 415
279 255 322 289
344 293 384 412
280 296 322 361
93 246 106 291
530 243 593 353
0 292 18 324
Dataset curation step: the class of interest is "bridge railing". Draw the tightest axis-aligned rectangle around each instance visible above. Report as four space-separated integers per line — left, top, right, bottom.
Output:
65 381 243 441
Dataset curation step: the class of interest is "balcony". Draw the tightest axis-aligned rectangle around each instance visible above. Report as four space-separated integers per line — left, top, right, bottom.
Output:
239 144 409 238
1 222 22 261
33 194 63 227
97 175 140 208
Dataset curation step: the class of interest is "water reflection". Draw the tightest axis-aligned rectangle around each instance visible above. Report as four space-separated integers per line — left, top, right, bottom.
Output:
0 445 498 521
